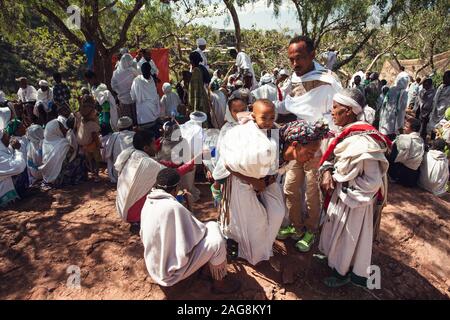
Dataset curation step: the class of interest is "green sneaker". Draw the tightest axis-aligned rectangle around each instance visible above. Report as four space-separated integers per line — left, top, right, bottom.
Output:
276 225 297 240
295 231 315 253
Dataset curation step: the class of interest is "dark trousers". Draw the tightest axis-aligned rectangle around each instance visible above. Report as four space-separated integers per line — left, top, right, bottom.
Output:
388 143 419 187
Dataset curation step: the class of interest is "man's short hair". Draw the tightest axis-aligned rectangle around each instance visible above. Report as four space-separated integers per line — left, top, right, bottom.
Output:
53 72 62 82
189 51 203 65
155 168 180 193
432 139 446 152
406 117 421 132
229 48 238 57
228 97 246 110
133 129 155 151
289 35 315 53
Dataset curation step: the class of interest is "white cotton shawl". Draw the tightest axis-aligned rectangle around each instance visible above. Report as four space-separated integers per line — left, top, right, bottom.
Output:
0 141 26 200
140 188 207 286
111 54 139 105
26 125 44 179
131 75 159 105
394 132 425 170
331 124 389 209
220 121 278 179
105 130 135 183
0 107 11 130
418 150 449 196
284 61 342 129
39 119 71 183
115 148 165 221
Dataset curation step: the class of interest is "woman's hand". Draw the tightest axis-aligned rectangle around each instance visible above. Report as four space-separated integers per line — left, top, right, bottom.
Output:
321 170 335 195
10 138 21 150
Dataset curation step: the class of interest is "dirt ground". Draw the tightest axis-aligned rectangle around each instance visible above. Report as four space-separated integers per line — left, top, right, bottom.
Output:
1 173 449 300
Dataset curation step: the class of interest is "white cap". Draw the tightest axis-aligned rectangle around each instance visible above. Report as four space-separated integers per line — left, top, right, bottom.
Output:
279 69 290 76
197 38 207 46
260 73 273 85
190 111 207 123
57 115 68 129
39 80 49 87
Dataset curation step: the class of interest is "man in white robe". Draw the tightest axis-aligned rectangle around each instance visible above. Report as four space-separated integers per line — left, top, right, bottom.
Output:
388 117 424 187
140 168 240 293
319 89 390 288
251 73 278 102
195 38 209 71
16 77 37 103
130 62 160 129
115 130 165 223
0 130 27 207
229 49 257 90
275 36 342 252
136 49 159 78
115 129 196 223
105 116 135 183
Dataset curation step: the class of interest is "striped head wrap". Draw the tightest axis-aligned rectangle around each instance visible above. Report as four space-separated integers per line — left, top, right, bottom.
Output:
280 119 330 145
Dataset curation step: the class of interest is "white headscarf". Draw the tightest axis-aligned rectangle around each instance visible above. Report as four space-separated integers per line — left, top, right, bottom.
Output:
260 73 273 85
333 92 363 115
162 82 172 94
26 125 44 150
0 107 11 131
39 119 71 183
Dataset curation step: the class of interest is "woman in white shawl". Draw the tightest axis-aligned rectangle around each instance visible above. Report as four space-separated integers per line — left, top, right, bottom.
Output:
141 168 240 294
40 118 86 187
130 62 160 128
111 54 139 124
26 124 44 185
0 106 12 131
160 82 181 118
0 130 27 207
319 88 391 288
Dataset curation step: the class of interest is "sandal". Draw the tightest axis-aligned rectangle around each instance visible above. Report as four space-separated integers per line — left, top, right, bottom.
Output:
277 225 297 240
323 275 351 288
295 231 315 253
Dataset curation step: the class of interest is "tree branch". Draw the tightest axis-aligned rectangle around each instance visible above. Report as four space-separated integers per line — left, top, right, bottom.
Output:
111 0 145 52
35 5 84 48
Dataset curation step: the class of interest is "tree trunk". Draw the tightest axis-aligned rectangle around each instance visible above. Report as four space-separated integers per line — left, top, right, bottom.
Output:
224 0 241 51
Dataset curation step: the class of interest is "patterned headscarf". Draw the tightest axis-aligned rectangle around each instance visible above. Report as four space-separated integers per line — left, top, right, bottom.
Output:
280 119 330 145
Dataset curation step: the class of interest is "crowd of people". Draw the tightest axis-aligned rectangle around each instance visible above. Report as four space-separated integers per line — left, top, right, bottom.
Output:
1 35 449 294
